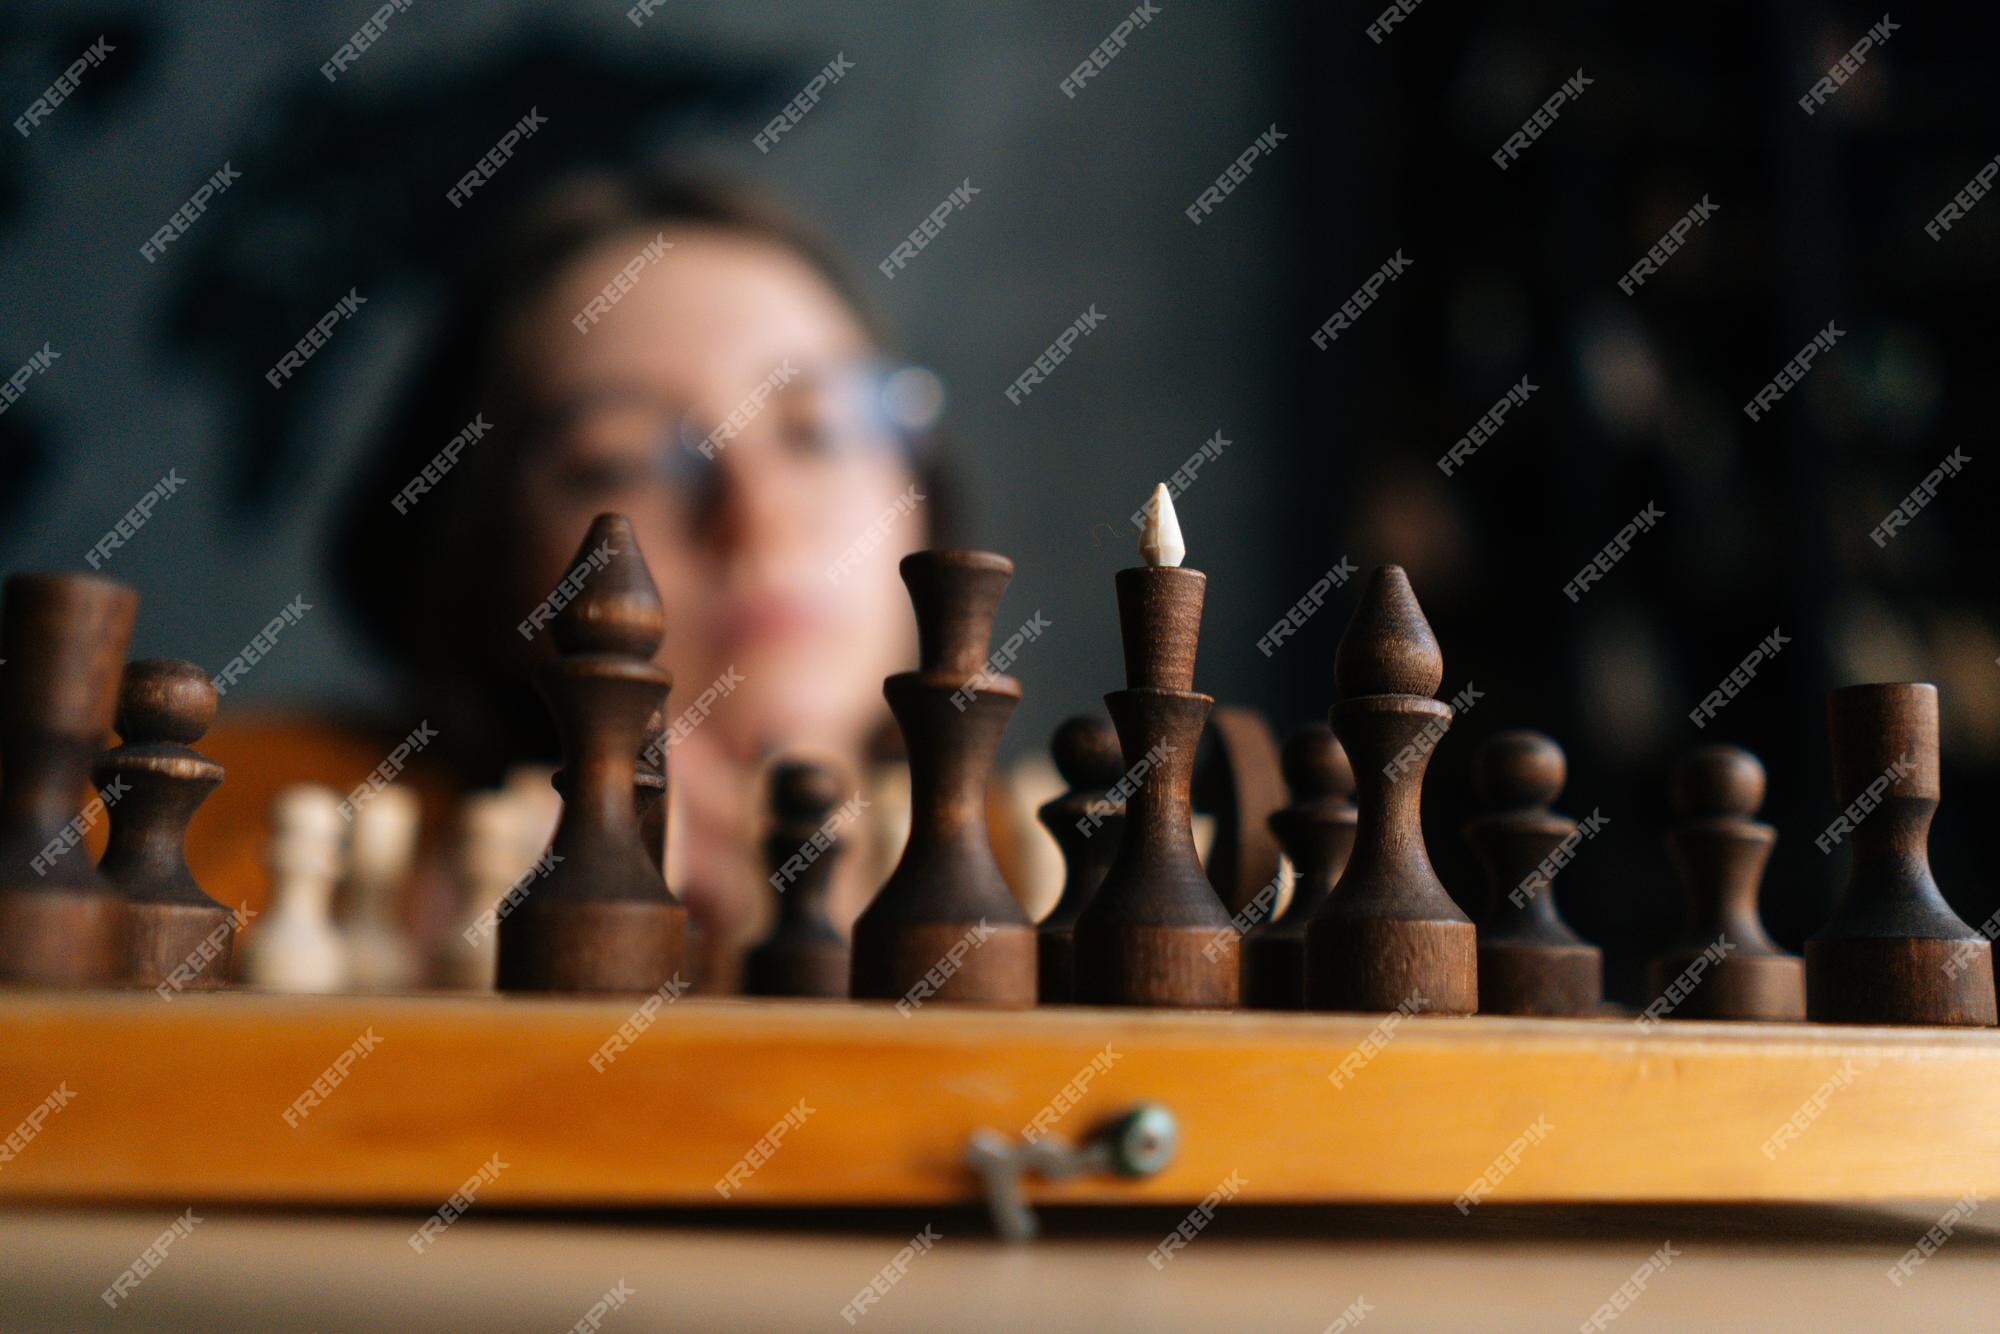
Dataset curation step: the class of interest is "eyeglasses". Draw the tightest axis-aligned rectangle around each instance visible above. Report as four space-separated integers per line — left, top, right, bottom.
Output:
519 361 944 506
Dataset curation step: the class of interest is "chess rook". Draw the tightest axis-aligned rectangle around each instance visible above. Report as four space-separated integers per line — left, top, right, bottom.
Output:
0 572 138 986
1034 715 1125 1003
744 760 852 998
498 514 687 994
1074 488 1238 1007
93 659 234 990
1305 565 1476 1014
1806 683 1996 1026
1464 730 1601 1017
1647 745 1803 1021
1243 723 1357 1010
849 550 1036 1005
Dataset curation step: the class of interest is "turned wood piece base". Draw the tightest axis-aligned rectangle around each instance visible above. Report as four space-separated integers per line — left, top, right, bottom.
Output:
1806 936 1996 1027
1479 942 1600 1018
127 900 235 991
498 899 688 995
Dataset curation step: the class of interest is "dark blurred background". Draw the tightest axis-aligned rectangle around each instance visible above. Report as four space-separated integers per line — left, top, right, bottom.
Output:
2 1 1994 1002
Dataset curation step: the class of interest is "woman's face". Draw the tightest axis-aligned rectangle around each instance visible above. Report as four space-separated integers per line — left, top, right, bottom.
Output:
504 224 924 766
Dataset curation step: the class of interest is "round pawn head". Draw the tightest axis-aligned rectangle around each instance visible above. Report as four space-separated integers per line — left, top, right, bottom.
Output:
550 514 666 657
770 759 845 826
1050 715 1123 791
1474 729 1565 809
1334 565 1444 699
116 659 218 746
1672 744 1765 818
899 549 1014 677
1280 722 1354 801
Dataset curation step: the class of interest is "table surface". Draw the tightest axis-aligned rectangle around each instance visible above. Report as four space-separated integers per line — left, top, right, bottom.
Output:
4 1201 1997 1332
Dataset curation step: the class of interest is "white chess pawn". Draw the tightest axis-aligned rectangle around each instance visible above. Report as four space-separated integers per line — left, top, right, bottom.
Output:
443 791 527 991
341 786 421 992
239 785 349 993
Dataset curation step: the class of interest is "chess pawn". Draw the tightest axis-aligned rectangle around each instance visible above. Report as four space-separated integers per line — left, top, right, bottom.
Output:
1646 745 1803 1021
93 660 234 990
0 572 138 986
1465 730 1602 1017
499 514 687 993
1806 683 1996 1026
1243 723 1357 1010
1034 715 1126 1004
240 786 349 993
1074 488 1239 1007
441 792 519 991
340 786 420 992
850 550 1037 1005
744 761 852 997
1194 706 1287 917
1305 565 1477 1014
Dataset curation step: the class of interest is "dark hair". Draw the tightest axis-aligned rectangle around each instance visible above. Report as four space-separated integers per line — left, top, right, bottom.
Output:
335 172 946 697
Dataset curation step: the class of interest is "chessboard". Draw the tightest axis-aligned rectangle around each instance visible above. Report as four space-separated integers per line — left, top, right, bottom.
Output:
1 496 1996 1231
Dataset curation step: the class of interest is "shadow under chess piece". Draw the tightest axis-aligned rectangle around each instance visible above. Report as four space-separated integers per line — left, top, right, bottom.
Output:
850 550 1036 1005
1465 730 1601 1017
94 660 235 991
498 513 687 994
1035 715 1125 1004
1306 565 1476 1015
1806 683 1995 1026
1075 487 1238 1007
1645 745 1803 1022
0 572 138 986
1243 723 1357 1011
745 761 853 998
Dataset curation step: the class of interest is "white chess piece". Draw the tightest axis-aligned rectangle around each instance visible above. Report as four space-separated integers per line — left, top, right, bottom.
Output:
341 786 421 992
239 786 349 993
444 791 527 991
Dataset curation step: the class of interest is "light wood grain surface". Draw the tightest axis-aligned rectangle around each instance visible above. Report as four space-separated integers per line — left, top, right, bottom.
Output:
1 1202 1996 1331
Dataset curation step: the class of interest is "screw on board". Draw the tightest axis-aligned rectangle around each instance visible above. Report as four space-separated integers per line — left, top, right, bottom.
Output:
964 1103 1178 1241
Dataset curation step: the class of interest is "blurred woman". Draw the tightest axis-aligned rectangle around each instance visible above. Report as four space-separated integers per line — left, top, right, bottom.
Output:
208 173 947 984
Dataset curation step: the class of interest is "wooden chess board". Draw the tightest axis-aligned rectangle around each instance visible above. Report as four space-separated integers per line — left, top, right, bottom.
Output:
4 993 1996 1210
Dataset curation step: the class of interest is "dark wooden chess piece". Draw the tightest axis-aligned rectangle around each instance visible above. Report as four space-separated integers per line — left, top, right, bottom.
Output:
1074 488 1238 1007
744 760 852 998
498 514 687 993
1464 730 1601 1017
1305 565 1476 1014
1806 683 1995 1026
1645 745 1804 1021
1034 715 1125 1004
0 572 138 986
1243 723 1357 1010
849 550 1036 1005
1194 706 1286 917
94 660 234 990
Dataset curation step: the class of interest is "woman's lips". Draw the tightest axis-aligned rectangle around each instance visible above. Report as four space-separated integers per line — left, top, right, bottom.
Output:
714 594 829 653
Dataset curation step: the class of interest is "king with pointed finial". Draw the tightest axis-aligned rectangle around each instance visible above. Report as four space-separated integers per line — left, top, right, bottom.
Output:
498 513 688 993
1305 564 1477 1014
1073 487 1238 1007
